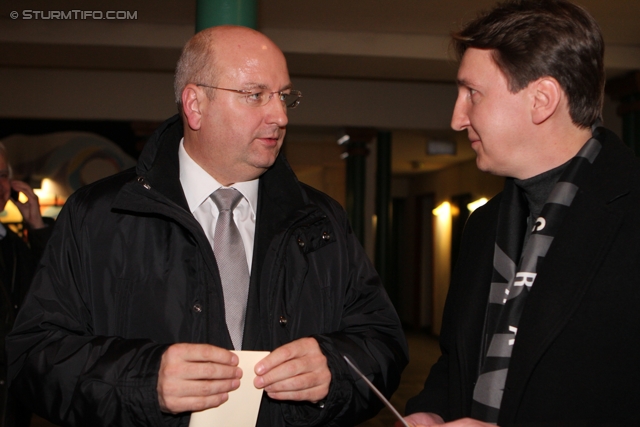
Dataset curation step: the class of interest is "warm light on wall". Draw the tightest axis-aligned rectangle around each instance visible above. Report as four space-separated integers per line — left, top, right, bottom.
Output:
432 200 453 336
432 201 451 217
1 200 23 223
34 178 65 207
467 197 488 212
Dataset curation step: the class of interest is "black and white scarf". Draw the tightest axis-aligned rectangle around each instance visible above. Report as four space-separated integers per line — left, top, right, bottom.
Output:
470 134 602 423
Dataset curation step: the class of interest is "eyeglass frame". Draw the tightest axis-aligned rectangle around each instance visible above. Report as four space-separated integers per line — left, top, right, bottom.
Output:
195 83 302 109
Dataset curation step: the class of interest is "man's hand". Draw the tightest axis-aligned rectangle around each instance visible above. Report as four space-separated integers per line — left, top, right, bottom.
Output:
433 418 495 427
254 337 330 403
157 343 242 414
396 412 445 426
10 180 45 229
396 414 496 427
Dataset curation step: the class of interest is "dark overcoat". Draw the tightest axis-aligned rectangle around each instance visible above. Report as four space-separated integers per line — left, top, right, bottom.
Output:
407 128 640 426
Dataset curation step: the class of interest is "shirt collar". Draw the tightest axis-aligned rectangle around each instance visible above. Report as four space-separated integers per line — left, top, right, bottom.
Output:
178 138 259 216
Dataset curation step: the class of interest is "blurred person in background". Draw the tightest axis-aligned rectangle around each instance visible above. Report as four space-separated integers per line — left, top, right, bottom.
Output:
0 142 53 427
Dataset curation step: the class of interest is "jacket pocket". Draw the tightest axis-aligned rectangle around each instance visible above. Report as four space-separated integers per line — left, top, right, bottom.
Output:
292 215 335 256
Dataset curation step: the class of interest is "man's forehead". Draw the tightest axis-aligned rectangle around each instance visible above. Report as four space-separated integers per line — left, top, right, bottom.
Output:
216 55 290 87
457 48 502 83
456 67 482 89
216 65 291 89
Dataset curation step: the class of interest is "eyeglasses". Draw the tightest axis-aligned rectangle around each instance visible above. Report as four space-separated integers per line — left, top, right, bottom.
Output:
195 84 302 109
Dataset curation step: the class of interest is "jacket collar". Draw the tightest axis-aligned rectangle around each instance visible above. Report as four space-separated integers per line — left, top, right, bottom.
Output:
135 114 190 211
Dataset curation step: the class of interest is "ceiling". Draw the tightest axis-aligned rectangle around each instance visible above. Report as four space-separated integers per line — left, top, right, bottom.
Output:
1 0 640 174
4 0 639 80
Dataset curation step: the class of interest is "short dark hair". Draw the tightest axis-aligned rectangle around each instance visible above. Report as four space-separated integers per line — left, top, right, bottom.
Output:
452 0 604 128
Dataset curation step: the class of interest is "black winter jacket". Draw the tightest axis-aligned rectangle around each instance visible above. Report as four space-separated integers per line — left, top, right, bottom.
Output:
7 115 408 427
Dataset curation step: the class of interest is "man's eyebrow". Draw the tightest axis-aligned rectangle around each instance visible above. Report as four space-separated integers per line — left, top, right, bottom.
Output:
238 83 267 91
242 82 293 91
456 78 471 87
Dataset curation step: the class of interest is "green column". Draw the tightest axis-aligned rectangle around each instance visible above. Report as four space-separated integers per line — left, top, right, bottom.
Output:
375 131 393 301
340 128 374 245
605 71 640 156
196 0 257 31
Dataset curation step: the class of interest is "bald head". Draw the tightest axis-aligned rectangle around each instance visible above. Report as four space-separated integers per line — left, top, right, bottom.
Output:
174 26 285 107
176 25 291 184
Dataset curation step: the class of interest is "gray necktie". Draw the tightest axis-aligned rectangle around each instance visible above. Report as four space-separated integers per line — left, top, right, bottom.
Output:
210 188 250 350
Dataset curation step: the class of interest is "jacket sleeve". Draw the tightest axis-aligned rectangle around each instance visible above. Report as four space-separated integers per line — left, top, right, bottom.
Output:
281 198 409 427
24 216 55 262
6 195 180 427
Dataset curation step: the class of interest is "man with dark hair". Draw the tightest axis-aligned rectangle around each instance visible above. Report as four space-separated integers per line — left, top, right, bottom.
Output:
7 26 407 427
400 1 640 426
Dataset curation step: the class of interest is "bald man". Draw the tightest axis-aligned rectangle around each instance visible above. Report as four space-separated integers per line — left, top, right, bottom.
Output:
7 26 407 427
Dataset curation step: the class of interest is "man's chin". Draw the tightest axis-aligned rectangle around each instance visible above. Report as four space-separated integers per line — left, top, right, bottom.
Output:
256 148 280 166
254 159 277 172
475 156 492 174
245 155 279 178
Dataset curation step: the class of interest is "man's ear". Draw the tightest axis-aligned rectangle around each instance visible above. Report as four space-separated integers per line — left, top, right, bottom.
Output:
531 77 562 125
181 84 204 131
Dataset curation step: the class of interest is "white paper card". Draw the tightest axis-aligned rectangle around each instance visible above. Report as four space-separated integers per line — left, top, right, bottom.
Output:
189 350 270 427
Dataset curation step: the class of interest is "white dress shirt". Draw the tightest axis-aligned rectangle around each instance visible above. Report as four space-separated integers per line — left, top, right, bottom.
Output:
178 138 258 272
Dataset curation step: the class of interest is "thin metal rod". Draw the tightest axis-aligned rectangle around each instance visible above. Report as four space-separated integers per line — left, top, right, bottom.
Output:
343 355 410 427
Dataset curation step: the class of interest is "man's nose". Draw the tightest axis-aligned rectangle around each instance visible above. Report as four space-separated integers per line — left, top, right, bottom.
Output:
450 96 469 131
265 97 288 127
